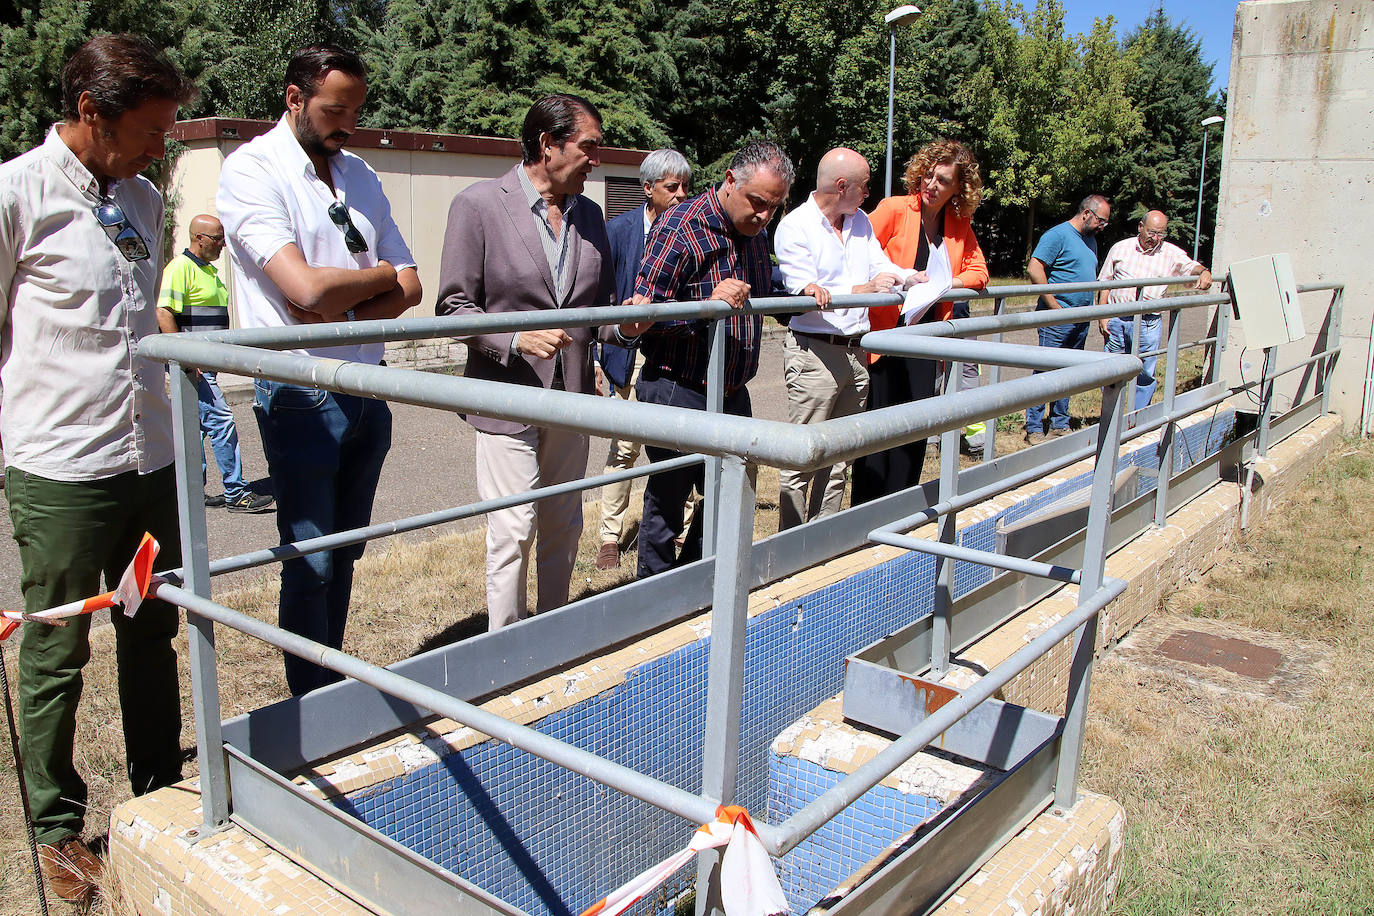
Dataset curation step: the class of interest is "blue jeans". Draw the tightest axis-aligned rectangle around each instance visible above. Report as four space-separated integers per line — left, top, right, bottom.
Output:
254 380 392 695
1105 315 1161 411
1025 321 1090 432
198 371 248 501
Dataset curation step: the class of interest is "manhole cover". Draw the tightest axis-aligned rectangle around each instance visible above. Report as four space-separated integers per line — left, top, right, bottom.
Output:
1155 629 1282 680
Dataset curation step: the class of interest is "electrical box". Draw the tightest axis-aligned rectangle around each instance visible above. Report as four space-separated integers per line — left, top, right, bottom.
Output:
1227 253 1304 349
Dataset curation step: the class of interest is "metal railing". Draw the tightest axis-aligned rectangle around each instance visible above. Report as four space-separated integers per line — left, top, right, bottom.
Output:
136 273 1343 915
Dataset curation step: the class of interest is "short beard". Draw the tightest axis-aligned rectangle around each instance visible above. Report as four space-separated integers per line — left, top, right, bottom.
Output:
292 109 342 159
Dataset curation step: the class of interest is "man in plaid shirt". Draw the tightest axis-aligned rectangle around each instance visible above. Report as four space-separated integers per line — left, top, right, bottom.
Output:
624 140 794 578
1095 210 1212 410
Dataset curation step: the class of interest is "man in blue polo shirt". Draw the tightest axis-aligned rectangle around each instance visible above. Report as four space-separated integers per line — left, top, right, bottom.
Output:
1024 194 1111 441
157 214 273 513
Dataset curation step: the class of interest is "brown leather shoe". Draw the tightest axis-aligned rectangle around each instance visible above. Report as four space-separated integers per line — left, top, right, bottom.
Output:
38 834 102 904
596 541 620 571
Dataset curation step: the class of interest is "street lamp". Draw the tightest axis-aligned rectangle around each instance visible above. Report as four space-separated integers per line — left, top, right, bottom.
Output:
1193 115 1225 260
884 5 921 199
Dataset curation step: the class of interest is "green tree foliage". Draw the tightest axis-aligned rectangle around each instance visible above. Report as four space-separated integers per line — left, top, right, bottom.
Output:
0 0 191 160
959 0 1143 264
1094 4 1224 261
356 0 683 153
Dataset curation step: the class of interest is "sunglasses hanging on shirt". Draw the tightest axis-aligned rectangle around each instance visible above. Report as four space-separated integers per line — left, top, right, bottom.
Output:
328 201 369 254
92 198 150 262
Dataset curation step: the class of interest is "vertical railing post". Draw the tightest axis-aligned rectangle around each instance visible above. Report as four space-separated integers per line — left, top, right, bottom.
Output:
695 455 755 915
983 296 1006 463
1153 309 1181 527
1322 287 1344 416
931 365 961 679
1257 347 1276 458
702 316 728 558
1055 378 1126 811
169 362 229 835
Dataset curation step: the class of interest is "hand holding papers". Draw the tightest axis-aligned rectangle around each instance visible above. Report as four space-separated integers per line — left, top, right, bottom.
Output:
900 246 953 326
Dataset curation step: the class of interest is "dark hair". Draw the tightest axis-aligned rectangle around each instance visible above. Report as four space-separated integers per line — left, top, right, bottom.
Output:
520 94 602 165
1079 194 1109 214
284 45 367 103
61 34 196 121
728 140 795 188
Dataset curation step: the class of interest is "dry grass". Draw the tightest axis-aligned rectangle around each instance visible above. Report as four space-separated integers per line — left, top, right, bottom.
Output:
1082 438 1374 915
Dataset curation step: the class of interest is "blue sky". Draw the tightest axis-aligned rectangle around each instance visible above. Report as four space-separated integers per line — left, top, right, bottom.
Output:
1061 0 1238 91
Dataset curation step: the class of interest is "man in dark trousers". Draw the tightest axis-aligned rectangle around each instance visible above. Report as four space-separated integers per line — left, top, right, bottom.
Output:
625 140 794 578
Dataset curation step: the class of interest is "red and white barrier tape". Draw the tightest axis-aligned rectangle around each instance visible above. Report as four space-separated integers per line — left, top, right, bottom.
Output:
581 805 787 916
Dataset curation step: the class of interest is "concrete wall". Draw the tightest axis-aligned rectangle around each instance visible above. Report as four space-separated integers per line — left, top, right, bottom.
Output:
1213 0 1373 430
165 120 645 332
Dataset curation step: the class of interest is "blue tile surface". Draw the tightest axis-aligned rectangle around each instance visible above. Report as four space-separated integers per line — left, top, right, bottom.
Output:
337 411 1236 915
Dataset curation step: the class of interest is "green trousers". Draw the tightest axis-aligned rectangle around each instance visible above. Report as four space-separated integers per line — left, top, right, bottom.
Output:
6 464 183 845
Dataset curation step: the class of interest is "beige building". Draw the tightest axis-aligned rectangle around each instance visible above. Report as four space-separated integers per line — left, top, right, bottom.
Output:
1213 0 1372 430
166 118 648 364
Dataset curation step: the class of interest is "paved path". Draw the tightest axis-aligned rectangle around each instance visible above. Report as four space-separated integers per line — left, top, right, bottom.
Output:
0 301 1213 612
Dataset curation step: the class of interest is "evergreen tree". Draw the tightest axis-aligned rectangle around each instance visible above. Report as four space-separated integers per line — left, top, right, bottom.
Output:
1095 4 1223 260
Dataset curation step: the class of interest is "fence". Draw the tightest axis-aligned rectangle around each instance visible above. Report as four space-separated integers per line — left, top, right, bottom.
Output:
136 274 1343 915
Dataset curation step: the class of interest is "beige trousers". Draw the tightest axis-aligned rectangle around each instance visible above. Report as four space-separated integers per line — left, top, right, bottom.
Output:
778 331 869 530
475 425 588 630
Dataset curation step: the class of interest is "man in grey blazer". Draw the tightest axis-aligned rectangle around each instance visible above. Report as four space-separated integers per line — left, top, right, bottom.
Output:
436 94 642 629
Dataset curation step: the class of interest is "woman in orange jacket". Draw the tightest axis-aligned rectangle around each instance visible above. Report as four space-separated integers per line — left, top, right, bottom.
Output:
851 139 989 504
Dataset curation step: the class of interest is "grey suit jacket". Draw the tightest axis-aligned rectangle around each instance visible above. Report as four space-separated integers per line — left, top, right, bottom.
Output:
436 164 616 435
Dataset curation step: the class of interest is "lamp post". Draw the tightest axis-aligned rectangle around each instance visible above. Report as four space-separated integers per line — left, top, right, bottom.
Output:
884 5 921 199
1193 115 1224 260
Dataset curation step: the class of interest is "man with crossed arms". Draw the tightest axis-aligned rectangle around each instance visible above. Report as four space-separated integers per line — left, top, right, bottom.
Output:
217 45 422 695
774 147 921 529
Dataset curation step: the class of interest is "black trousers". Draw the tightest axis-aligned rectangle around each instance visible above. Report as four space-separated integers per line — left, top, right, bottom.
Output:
850 355 938 505
635 372 751 578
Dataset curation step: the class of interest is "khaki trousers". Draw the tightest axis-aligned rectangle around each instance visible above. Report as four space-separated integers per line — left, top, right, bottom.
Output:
778 331 869 530
475 425 588 630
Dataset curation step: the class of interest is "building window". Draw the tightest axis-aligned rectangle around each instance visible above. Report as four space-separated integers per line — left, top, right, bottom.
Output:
605 176 642 221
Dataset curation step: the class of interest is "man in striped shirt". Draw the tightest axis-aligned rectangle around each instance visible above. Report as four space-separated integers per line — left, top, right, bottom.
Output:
1095 210 1212 410
625 140 794 578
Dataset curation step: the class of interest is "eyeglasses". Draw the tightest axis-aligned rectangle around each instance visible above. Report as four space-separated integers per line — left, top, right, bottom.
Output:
1139 226 1166 240
1086 208 1110 225
92 199 150 262
327 201 368 254
196 232 226 243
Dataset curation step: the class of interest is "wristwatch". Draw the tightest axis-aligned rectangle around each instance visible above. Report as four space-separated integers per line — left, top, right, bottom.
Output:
345 308 356 322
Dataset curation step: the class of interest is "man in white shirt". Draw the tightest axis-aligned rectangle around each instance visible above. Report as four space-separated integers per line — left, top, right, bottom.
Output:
216 45 421 695
774 147 919 529
0 34 195 905
1095 210 1211 411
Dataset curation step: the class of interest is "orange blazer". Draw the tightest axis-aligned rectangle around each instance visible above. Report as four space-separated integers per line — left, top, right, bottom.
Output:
867 194 989 334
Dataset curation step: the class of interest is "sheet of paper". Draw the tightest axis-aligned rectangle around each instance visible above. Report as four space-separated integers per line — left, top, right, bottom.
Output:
900 249 953 325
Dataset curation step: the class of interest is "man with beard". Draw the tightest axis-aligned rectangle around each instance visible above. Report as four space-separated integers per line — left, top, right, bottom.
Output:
217 45 421 695
1023 194 1111 441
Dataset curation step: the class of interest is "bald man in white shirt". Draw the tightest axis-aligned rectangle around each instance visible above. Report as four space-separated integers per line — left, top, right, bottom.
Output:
773 148 921 529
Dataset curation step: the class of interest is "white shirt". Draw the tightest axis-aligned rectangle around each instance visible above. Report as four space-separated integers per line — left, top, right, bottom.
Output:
216 115 416 363
0 127 173 481
775 194 914 337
